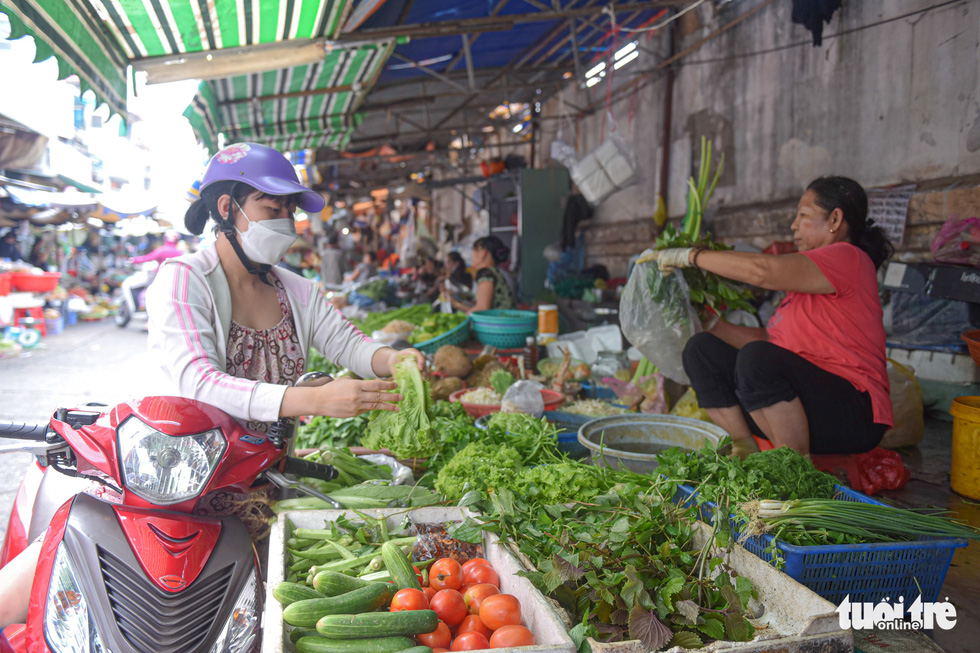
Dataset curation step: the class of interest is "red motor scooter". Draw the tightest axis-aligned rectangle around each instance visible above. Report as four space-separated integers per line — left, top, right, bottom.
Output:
0 375 339 653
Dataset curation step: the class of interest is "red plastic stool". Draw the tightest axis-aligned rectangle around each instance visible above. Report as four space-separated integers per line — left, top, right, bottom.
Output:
14 306 46 336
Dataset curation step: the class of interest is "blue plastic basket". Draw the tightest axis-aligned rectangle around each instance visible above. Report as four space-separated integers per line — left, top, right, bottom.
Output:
474 412 588 458
671 483 968 605
470 310 537 349
579 381 617 400
413 317 471 355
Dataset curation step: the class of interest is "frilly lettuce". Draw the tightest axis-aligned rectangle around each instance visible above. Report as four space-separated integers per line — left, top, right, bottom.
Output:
362 357 441 458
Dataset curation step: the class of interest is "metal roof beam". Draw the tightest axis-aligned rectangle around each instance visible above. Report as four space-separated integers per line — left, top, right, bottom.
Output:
337 1 687 41
390 53 473 94
461 34 477 90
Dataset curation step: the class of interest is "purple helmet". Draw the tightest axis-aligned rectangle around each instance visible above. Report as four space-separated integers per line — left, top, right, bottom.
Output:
200 142 325 213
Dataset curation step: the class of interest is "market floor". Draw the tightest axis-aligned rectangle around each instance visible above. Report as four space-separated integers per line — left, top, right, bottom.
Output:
0 321 977 651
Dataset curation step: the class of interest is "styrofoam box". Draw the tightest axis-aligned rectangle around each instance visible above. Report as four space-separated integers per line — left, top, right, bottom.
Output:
503 521 851 653
263 507 576 653
887 346 980 383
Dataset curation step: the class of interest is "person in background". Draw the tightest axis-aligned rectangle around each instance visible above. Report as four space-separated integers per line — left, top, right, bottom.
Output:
318 233 346 287
445 251 473 288
345 250 378 283
413 257 443 303
0 230 24 262
451 235 515 313
659 176 894 458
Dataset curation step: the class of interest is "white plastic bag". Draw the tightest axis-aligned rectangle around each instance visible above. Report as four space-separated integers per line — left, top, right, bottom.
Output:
619 250 701 384
501 380 545 417
358 454 414 485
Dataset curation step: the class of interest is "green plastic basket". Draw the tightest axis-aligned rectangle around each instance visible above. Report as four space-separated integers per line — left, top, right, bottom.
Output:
470 309 537 349
413 317 471 354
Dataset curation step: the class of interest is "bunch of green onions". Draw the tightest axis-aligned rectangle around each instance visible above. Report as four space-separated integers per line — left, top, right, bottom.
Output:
741 499 980 542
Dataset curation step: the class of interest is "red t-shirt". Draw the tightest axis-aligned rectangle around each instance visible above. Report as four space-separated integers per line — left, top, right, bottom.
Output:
766 243 893 427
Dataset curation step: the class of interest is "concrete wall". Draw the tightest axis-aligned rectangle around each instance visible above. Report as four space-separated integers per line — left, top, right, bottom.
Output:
535 0 980 277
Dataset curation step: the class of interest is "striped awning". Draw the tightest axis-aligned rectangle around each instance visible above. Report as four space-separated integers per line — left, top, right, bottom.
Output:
183 41 391 154
0 0 384 152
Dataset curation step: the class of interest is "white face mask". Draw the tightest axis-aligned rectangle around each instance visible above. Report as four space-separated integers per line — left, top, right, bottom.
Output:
233 199 296 265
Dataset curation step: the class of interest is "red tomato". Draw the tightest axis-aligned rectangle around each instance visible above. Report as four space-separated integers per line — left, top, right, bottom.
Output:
489 625 535 648
390 588 428 612
463 583 500 615
432 649 449 653
430 558 464 591
456 614 493 639
417 621 452 649
479 594 522 631
430 589 468 627
451 632 490 651
462 558 493 572
462 562 499 588
422 586 438 602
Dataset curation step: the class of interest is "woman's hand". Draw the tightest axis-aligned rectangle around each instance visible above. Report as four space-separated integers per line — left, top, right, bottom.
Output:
376 347 426 376
314 377 401 417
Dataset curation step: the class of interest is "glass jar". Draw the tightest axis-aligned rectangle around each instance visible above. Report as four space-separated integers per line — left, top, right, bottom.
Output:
591 350 631 389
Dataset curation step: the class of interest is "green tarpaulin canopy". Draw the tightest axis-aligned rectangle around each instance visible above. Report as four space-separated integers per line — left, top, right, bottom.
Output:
0 0 389 152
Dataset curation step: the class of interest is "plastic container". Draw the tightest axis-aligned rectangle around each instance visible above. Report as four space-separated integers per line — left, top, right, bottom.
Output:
413 317 471 354
45 316 64 335
449 388 564 419
0 273 11 296
961 329 980 368
470 309 538 349
10 271 61 293
65 310 78 326
577 414 727 473
950 396 980 500
672 483 968 606
537 304 558 334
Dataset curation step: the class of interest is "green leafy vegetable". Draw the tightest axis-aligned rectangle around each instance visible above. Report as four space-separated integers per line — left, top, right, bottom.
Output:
489 369 515 395
361 358 440 458
434 442 523 500
296 414 369 450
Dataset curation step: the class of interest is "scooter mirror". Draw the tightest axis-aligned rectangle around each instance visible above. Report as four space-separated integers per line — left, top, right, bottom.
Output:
294 371 333 388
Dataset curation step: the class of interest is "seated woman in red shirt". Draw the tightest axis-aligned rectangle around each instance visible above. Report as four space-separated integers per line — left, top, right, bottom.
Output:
656 177 894 458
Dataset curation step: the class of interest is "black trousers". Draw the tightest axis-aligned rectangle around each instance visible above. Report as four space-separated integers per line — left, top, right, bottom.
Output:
681 333 886 454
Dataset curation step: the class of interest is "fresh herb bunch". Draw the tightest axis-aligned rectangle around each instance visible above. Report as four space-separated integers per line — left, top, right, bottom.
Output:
451 479 757 651
434 442 524 500
362 357 440 458
295 414 369 450
655 225 756 317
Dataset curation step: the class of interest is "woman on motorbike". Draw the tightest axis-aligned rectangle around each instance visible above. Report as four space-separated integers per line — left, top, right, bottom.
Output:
146 142 423 428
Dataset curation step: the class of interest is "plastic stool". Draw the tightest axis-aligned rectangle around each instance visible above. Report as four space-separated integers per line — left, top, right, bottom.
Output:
14 307 46 336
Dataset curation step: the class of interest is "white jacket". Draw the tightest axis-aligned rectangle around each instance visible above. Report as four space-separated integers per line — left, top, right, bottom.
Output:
146 246 385 423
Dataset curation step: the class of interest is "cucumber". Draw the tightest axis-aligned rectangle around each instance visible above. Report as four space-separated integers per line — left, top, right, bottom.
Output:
295 636 415 653
290 628 321 644
274 582 326 606
381 540 420 591
313 570 375 596
395 647 432 653
283 583 392 628
316 610 438 638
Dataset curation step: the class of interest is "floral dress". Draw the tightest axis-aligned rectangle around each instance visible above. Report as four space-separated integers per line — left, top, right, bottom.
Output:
196 276 306 538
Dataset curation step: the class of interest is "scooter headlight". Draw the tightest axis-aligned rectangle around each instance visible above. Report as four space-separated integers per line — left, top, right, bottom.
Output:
45 545 107 652
118 416 227 504
209 568 260 653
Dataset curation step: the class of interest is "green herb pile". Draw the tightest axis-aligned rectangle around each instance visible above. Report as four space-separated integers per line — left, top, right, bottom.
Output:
361 357 440 458
351 304 433 335
515 462 604 504
434 442 524 500
295 414 369 450
451 477 758 651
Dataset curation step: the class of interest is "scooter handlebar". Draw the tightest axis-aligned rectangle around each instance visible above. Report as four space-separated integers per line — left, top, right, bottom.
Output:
0 421 47 441
281 456 337 482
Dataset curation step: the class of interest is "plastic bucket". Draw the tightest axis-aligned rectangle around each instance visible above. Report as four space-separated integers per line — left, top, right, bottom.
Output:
949 397 980 500
45 316 64 335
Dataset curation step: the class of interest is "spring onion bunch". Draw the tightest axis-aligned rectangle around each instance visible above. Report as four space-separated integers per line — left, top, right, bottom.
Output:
742 499 980 542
